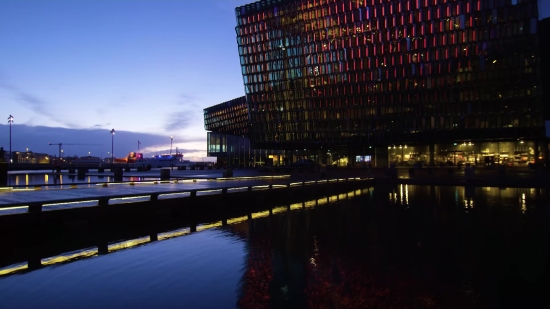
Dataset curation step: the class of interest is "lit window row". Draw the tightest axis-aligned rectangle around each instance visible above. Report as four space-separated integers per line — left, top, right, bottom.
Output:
234 0 543 148
204 97 251 137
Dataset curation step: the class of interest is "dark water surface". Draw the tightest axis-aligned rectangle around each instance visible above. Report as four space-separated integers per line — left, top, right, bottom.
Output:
0 185 548 309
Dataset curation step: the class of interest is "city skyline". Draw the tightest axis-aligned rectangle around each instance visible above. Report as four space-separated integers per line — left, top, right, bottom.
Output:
1 0 550 160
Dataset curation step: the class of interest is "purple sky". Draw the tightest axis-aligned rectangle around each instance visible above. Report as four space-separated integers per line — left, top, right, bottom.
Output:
0 0 549 159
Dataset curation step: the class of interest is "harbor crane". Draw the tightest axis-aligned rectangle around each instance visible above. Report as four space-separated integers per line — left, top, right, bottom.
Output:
48 143 103 159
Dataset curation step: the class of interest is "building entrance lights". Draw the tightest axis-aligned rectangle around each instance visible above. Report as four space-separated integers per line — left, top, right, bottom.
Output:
8 115 13 163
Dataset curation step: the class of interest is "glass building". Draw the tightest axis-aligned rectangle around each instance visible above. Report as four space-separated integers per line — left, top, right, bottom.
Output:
205 97 286 167
229 0 549 167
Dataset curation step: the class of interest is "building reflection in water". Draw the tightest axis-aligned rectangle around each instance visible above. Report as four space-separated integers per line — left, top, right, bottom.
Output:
236 185 548 309
0 184 546 307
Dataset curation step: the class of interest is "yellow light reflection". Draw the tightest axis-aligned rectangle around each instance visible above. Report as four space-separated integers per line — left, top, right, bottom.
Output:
158 229 191 240
196 221 223 231
45 174 49 184
253 185 270 189
42 249 98 266
226 215 249 225
0 264 28 276
0 185 375 278
25 174 28 186
464 199 474 208
521 193 526 214
251 210 270 219
108 236 150 252
272 206 287 214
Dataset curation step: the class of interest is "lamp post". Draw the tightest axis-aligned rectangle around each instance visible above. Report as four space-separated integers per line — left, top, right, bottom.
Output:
8 115 13 163
170 136 173 155
110 128 115 168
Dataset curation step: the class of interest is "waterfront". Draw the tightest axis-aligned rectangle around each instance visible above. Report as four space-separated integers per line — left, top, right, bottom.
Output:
0 184 548 308
5 169 219 187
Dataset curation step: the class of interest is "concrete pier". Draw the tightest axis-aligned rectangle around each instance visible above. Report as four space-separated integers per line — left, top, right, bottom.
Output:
0 162 7 186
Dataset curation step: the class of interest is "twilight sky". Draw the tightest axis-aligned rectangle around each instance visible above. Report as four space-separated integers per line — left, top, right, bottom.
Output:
1 0 549 160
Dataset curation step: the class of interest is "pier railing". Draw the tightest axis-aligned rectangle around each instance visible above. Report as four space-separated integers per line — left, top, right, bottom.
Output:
0 177 371 213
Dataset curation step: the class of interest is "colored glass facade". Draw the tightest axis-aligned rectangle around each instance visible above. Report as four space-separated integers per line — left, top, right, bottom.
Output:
204 97 285 166
204 96 251 138
235 0 547 151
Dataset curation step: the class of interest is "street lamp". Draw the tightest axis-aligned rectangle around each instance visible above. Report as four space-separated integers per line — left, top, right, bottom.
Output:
170 136 173 155
110 128 115 167
8 115 13 163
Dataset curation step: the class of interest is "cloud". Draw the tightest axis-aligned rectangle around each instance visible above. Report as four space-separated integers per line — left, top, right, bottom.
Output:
164 111 197 131
139 146 206 154
164 93 203 131
0 124 206 158
176 93 201 108
0 83 80 128
91 123 111 129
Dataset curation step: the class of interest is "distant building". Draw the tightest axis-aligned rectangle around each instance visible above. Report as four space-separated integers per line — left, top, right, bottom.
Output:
11 151 50 164
206 0 550 167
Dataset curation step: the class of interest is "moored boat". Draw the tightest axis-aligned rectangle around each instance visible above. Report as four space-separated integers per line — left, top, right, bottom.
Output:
131 153 184 168
71 156 101 165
